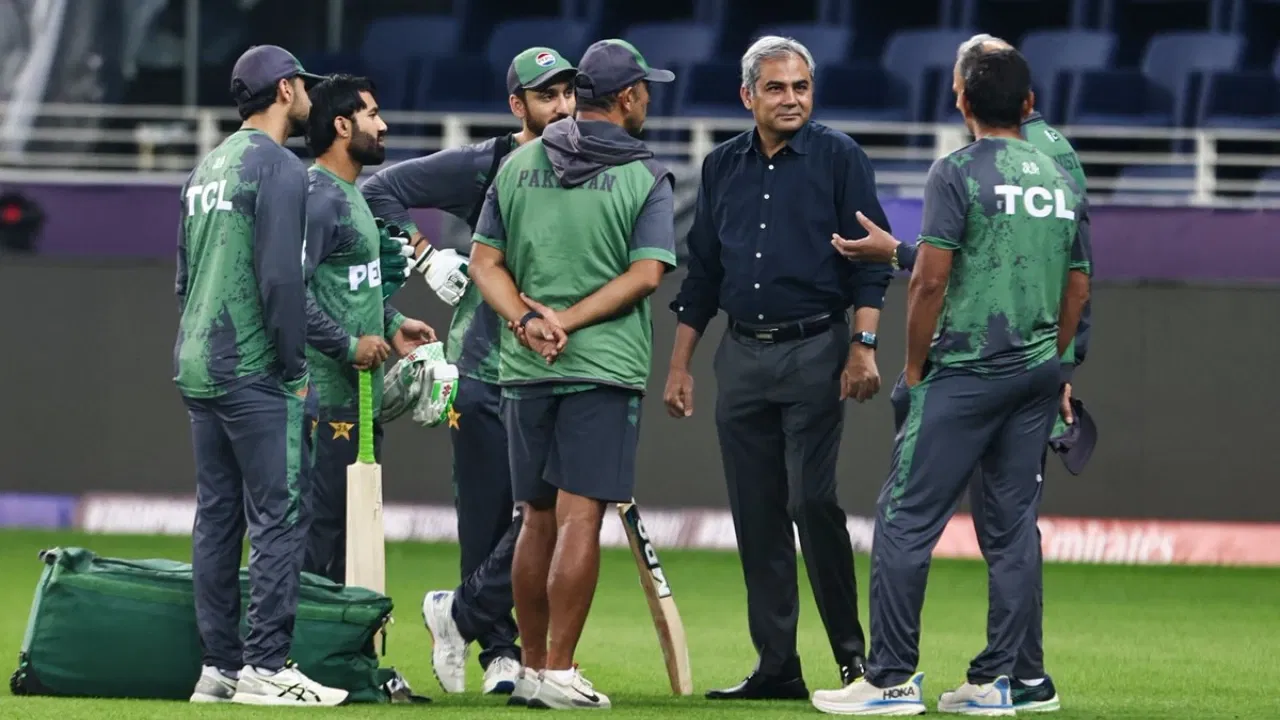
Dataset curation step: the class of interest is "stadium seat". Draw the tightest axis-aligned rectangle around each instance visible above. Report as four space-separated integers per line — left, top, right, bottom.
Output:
413 55 506 114
485 19 592 75
1107 164 1198 204
621 22 719 117
360 15 460 60
1067 69 1175 126
1067 32 1242 126
358 15 461 111
675 61 746 117
931 29 1118 124
1142 32 1244 125
752 24 854 66
622 22 719 68
880 29 977 122
1197 70 1280 128
1016 30 1117 124
813 63 912 122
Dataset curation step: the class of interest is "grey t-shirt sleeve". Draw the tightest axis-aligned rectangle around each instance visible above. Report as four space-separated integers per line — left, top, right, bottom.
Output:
629 175 677 269
361 142 494 234
304 183 356 363
1070 196 1093 275
917 158 970 251
471 181 507 253
174 202 188 313
252 158 309 382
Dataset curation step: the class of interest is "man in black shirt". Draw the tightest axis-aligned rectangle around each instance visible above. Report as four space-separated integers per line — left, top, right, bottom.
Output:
665 35 893 700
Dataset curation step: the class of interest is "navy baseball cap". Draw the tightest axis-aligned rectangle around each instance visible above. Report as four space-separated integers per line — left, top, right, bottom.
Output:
507 47 577 96
230 45 325 103
574 39 675 99
1049 397 1097 475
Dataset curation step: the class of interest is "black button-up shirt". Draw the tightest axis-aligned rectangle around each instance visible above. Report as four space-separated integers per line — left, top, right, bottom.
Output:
671 121 893 332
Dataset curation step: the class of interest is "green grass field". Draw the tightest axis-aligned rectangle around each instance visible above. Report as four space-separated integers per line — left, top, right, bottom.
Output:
1 529 1277 718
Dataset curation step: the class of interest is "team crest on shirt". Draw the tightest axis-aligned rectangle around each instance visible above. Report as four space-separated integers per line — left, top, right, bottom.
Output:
535 52 556 67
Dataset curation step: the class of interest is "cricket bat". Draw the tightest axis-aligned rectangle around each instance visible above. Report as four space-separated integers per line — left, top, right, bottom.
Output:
346 370 386 598
617 500 693 696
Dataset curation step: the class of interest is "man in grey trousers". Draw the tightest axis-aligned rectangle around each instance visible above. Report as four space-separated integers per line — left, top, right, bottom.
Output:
664 36 892 699
177 45 347 707
811 48 1092 716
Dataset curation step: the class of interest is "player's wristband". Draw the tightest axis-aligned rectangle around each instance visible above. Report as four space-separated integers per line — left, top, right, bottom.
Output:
519 310 542 329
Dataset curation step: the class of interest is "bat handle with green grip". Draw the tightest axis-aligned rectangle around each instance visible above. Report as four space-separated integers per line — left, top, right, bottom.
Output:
357 369 375 464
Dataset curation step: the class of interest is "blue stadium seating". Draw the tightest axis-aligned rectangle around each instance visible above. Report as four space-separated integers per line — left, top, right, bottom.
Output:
931 29 1119 124
622 22 720 69
414 55 505 114
674 61 744 117
339 2 1279 135
814 63 912 122
1016 30 1118 124
1067 31 1244 126
1197 51 1280 128
753 25 854 66
880 29 978 123
1143 31 1244 122
359 15 461 110
622 22 720 117
485 18 593 76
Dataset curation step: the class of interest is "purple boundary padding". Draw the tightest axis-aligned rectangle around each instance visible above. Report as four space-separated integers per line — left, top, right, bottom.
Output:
0 492 79 529
8 182 1280 280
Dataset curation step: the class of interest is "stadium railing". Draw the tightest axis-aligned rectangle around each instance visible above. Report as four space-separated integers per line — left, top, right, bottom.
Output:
3 102 1280 209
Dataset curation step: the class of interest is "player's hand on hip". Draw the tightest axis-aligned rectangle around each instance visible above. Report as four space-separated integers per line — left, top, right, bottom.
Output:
1060 382 1074 424
392 319 436 356
663 368 695 418
903 364 924 389
353 335 392 370
424 248 470 306
841 345 881 402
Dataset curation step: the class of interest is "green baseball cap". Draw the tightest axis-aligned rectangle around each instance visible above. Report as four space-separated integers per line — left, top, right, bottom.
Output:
507 47 577 95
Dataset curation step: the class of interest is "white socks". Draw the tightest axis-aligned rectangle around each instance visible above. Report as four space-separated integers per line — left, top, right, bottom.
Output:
1018 677 1045 687
542 669 576 684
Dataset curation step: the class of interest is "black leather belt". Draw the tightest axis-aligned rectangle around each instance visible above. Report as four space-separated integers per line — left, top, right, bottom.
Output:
728 313 835 343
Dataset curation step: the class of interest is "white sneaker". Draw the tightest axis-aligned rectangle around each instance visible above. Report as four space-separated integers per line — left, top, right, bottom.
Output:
189 665 238 703
229 662 349 706
506 666 540 706
811 672 926 715
483 656 521 695
527 667 611 709
422 590 469 693
938 676 1015 716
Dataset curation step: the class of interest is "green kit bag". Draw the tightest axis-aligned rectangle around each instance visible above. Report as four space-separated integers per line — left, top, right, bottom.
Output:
9 547 424 703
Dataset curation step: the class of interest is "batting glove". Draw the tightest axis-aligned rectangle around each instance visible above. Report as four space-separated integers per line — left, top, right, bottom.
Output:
423 248 470 307
415 361 460 428
376 219 414 300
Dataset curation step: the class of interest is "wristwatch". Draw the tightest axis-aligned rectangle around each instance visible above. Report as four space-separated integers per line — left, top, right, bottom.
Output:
518 310 542 328
853 331 877 349
890 243 901 271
